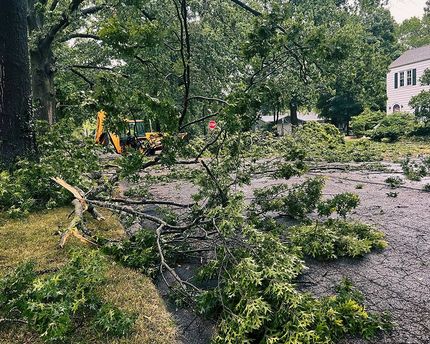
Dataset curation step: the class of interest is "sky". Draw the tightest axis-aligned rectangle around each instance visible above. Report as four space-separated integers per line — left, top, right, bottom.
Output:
388 0 426 22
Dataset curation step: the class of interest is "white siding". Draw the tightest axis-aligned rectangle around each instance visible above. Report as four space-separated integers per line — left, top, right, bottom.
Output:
386 59 430 113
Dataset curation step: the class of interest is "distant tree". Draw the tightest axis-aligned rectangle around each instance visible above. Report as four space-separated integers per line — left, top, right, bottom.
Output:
0 0 35 166
396 17 430 49
317 5 395 130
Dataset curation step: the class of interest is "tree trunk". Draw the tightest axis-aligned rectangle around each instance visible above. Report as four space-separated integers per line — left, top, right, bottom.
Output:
30 49 56 124
0 0 35 166
27 0 56 124
289 100 299 129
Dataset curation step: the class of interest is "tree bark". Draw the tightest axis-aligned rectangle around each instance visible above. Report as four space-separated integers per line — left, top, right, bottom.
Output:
289 100 299 129
28 0 56 124
0 0 35 166
30 49 56 124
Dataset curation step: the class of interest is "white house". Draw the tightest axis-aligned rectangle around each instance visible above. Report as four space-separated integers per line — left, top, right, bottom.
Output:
387 45 430 113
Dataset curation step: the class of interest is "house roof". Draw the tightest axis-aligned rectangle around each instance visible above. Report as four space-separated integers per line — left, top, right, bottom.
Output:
390 45 430 69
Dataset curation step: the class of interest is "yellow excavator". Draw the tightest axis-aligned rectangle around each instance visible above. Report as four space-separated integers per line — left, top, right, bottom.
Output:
95 111 163 155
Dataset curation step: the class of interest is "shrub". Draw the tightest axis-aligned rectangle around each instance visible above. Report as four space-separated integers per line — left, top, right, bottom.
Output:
0 119 100 217
295 122 344 154
289 220 387 260
370 113 416 142
351 108 386 137
288 122 383 162
0 250 135 343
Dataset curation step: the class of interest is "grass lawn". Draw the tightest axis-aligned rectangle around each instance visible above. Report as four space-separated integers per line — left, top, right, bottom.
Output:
0 207 177 344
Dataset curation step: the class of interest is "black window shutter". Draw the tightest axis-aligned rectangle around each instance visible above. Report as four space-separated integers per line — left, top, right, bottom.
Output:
395 73 398 89
413 69 417 85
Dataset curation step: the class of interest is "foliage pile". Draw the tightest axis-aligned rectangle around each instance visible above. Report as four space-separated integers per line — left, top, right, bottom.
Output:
251 178 325 219
0 120 100 217
401 155 430 181
385 176 404 188
101 229 159 277
0 250 135 343
290 122 383 162
290 220 387 260
192 193 390 343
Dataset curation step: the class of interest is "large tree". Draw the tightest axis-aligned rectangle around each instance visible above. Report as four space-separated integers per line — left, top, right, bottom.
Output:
27 0 106 124
0 0 35 166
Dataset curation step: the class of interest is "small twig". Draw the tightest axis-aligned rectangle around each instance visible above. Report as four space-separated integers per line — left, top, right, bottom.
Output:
0 318 28 325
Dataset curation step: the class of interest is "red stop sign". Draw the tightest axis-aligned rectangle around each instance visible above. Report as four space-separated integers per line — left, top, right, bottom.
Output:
208 120 217 130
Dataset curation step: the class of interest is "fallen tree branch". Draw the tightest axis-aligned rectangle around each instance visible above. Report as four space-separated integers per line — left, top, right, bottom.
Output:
59 199 96 248
0 318 28 325
156 224 201 293
180 113 218 131
52 177 102 248
91 196 194 208
88 200 198 230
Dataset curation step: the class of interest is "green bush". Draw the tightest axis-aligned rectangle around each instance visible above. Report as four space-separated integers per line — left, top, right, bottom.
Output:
350 108 386 137
289 220 387 260
295 122 344 151
0 250 135 343
288 122 383 162
370 113 417 142
0 119 100 217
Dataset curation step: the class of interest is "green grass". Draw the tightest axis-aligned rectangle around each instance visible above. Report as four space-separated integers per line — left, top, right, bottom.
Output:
0 207 177 344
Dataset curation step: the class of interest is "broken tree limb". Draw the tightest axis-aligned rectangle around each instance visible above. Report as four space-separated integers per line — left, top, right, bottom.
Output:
156 224 201 293
59 199 96 248
91 196 194 208
89 199 199 231
52 177 101 248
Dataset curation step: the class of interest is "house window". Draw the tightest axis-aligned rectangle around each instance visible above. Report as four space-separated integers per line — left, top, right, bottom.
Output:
413 69 417 85
400 72 405 87
407 70 412 85
394 73 398 89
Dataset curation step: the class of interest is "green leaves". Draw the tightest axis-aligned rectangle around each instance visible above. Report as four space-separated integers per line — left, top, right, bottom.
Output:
0 250 135 343
101 229 159 277
251 178 325 219
0 119 100 216
317 192 360 218
290 220 387 260
350 108 386 137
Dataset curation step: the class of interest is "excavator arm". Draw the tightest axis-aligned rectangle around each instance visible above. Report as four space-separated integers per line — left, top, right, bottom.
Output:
95 111 123 154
